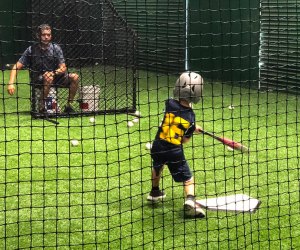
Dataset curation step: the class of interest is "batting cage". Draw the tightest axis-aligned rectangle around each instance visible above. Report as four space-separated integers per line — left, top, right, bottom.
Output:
29 0 137 119
0 0 300 249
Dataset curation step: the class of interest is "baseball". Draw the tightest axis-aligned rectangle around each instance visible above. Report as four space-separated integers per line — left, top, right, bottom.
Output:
228 105 235 110
127 121 134 127
135 110 141 116
145 142 152 150
89 117 95 123
132 118 139 123
71 139 79 146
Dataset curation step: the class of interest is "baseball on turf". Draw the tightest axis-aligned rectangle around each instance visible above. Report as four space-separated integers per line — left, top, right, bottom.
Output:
71 139 79 146
145 142 152 150
89 117 95 123
228 105 235 110
132 118 139 123
135 110 141 116
127 121 134 127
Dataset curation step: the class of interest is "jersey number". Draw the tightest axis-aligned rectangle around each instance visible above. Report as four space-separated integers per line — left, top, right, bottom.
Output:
159 112 190 145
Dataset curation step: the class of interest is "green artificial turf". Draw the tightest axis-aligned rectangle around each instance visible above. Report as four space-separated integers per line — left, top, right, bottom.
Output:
0 69 299 249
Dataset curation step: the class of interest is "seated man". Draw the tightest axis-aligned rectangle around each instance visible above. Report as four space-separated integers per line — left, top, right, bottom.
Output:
7 23 79 113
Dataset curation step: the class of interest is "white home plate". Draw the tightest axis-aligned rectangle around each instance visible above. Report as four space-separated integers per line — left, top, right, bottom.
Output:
197 194 261 213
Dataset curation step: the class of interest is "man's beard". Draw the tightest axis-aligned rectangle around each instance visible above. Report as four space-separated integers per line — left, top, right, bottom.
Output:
40 40 50 46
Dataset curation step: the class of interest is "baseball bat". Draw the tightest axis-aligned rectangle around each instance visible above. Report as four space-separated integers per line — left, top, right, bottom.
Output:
32 111 60 125
200 129 249 153
128 112 143 118
43 116 60 125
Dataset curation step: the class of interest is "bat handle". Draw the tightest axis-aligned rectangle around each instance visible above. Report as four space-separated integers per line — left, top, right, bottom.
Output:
128 112 143 118
198 129 213 137
195 126 204 134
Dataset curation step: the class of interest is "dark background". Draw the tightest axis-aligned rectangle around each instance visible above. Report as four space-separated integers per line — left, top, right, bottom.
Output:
0 0 260 83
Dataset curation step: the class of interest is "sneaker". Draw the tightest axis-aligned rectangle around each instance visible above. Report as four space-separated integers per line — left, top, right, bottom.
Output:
184 199 205 218
64 105 75 114
147 189 166 203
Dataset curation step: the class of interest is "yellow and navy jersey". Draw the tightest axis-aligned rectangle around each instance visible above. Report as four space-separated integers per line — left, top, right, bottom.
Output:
155 99 196 145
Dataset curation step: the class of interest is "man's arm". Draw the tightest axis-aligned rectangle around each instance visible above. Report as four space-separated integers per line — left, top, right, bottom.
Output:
43 63 67 80
7 61 24 96
54 63 67 75
53 44 66 76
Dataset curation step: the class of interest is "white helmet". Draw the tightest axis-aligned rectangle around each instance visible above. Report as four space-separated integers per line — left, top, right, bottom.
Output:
173 71 204 104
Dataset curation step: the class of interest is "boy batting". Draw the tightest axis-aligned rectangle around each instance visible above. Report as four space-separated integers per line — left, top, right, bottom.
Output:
147 71 205 218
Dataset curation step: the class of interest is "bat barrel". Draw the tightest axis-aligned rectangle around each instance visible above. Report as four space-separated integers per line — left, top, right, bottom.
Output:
201 130 249 153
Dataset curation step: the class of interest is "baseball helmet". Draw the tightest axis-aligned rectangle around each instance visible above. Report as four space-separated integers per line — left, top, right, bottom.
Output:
173 71 204 104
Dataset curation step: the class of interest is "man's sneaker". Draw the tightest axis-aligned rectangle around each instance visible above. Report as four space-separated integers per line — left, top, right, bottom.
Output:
147 189 166 202
64 105 75 114
184 199 205 218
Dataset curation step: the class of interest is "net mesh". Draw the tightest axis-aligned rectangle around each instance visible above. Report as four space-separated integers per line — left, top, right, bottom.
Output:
0 0 300 249
260 0 300 93
30 0 137 117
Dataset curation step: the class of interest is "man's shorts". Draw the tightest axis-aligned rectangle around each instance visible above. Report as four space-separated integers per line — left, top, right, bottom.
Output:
150 139 192 182
33 73 71 88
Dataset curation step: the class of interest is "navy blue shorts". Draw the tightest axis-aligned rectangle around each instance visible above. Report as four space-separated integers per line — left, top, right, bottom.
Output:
150 139 192 182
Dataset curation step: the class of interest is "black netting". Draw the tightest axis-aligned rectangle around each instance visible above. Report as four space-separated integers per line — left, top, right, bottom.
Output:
1 0 300 249
30 0 137 117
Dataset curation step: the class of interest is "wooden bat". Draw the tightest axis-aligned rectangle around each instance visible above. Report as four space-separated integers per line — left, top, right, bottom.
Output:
200 129 249 153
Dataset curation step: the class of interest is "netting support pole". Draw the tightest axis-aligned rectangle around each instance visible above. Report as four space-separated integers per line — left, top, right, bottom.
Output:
184 0 190 71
